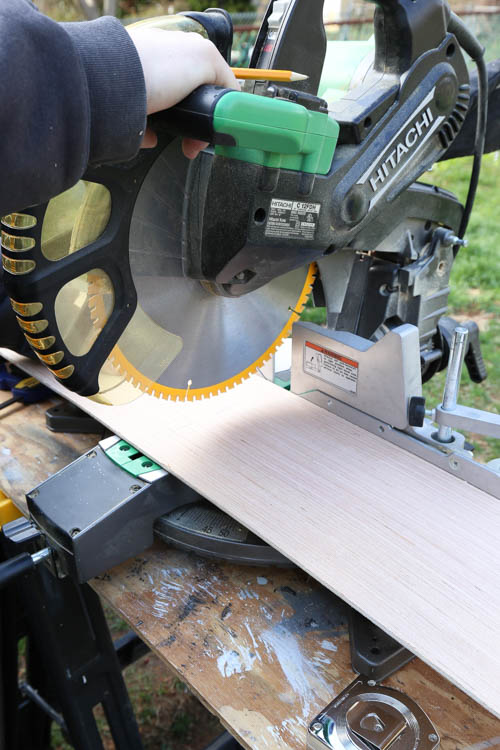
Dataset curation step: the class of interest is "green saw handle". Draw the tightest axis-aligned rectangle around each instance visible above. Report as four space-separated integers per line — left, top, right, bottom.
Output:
152 85 339 175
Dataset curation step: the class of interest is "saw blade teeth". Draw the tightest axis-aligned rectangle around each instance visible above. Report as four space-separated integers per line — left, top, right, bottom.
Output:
91 263 316 403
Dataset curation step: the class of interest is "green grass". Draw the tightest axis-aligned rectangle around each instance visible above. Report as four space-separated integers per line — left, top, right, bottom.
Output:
426 155 500 312
302 153 500 461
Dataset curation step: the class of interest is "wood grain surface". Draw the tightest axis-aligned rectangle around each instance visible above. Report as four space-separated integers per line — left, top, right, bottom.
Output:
2 350 499 720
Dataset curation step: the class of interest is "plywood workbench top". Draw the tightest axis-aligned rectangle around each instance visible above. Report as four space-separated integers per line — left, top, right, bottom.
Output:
2 349 499 721
94 545 500 750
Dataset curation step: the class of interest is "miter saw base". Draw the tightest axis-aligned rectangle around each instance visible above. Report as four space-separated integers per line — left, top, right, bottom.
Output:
26 435 290 584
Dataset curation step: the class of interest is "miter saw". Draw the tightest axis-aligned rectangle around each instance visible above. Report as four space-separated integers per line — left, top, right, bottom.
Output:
0 0 489 403
1 2 499 743
1 0 499 560
2 0 499 440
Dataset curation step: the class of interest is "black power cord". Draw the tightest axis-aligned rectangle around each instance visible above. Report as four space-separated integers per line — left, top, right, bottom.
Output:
447 12 489 250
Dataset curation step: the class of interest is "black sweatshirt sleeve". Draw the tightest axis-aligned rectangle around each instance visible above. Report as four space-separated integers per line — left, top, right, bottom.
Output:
0 0 147 217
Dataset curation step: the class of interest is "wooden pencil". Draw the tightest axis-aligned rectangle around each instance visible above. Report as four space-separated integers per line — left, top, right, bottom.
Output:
232 68 308 82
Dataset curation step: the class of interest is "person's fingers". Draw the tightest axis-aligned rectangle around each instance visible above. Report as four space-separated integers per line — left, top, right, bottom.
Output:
182 138 209 159
202 37 238 91
129 29 238 115
140 127 158 149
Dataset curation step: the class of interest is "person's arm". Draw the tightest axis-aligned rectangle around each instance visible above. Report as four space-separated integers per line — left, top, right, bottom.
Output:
0 0 236 355
0 0 237 217
0 0 145 215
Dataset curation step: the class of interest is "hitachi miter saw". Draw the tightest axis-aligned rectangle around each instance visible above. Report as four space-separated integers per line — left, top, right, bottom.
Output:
2 1 499 743
2 0 500 561
0 0 492 402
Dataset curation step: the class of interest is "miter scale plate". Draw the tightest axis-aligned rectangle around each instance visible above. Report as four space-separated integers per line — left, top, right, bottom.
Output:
154 501 292 566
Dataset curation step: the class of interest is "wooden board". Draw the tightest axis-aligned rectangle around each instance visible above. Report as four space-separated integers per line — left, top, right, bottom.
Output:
94 544 500 750
3 349 500 720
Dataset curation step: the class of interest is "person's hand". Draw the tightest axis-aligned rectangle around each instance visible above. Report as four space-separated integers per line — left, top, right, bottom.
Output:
127 28 238 158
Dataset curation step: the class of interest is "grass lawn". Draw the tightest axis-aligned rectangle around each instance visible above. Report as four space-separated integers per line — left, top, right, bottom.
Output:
302 153 500 462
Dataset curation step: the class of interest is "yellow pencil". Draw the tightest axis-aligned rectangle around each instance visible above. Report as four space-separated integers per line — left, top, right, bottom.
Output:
232 68 309 82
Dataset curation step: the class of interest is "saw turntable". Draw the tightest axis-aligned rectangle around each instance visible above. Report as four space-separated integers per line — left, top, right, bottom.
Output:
1 0 499 742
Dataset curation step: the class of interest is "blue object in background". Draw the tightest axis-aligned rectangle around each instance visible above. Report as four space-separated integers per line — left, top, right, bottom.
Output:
0 362 52 410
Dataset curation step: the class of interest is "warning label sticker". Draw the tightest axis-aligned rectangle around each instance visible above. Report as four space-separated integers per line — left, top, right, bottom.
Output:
265 199 321 240
303 341 359 394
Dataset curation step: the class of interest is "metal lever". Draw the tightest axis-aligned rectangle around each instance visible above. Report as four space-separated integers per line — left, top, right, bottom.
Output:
436 327 468 443
434 326 500 442
438 316 487 384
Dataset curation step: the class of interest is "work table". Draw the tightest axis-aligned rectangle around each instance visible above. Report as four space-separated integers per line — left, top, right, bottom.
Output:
1 391 499 749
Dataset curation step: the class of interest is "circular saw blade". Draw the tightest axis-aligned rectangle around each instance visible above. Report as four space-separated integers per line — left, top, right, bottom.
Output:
103 141 315 401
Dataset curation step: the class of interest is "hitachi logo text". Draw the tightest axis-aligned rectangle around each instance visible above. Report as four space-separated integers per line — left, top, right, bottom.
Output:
369 107 434 193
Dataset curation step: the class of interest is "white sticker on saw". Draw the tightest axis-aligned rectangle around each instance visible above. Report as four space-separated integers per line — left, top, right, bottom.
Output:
303 340 358 394
265 199 321 240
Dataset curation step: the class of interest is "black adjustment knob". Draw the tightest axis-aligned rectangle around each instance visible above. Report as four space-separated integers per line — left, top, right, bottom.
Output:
408 396 426 427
